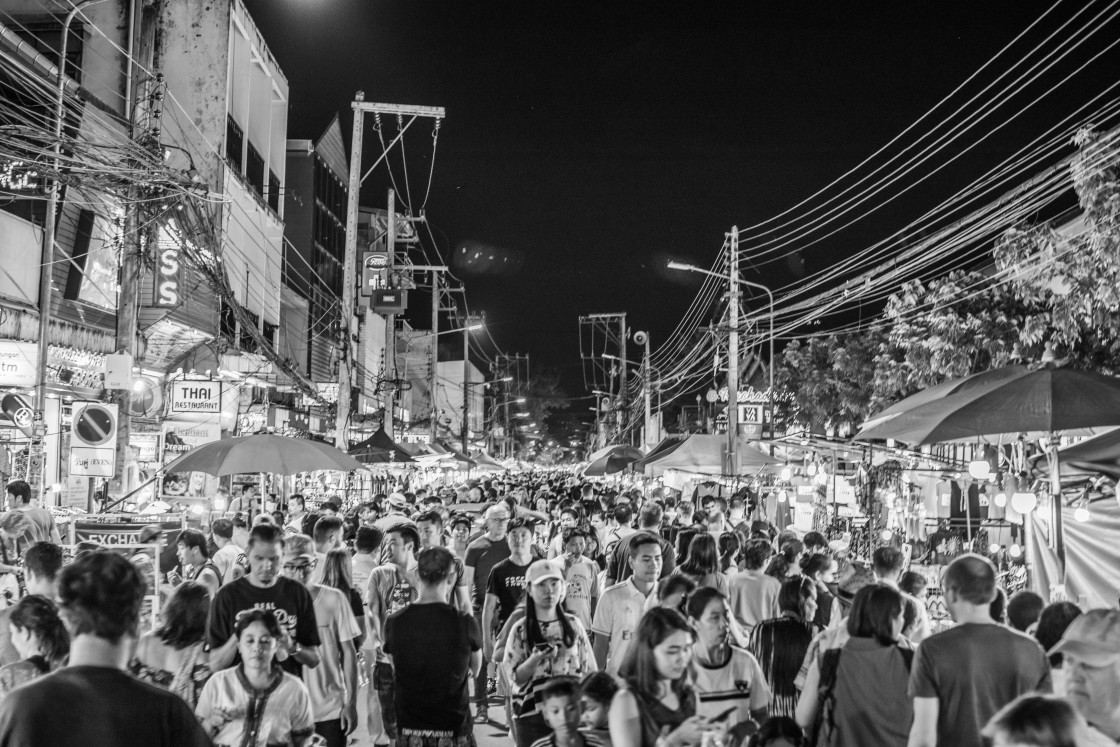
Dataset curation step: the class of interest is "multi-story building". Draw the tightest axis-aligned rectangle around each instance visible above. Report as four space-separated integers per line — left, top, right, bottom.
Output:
0 0 298 504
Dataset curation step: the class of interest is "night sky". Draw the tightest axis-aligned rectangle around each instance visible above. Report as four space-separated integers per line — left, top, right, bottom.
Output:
242 1 1117 396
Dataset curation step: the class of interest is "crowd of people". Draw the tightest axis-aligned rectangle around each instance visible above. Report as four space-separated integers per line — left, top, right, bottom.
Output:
0 475 1112 746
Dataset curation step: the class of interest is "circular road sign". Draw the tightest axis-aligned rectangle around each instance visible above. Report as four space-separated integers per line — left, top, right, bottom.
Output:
74 404 115 446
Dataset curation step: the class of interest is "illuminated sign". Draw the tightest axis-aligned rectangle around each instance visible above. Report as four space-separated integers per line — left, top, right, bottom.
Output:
169 381 222 413
153 245 181 307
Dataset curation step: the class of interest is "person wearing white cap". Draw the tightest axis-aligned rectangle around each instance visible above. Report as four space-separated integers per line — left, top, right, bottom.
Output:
375 493 412 531
1050 608 1120 745
504 559 595 747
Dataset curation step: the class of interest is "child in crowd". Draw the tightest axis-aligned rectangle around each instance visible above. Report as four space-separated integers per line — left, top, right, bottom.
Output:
531 676 605 747
578 672 617 747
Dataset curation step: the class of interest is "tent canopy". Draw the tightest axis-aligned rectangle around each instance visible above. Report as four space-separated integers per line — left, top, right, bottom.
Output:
641 433 779 477
348 427 415 463
1032 427 1120 480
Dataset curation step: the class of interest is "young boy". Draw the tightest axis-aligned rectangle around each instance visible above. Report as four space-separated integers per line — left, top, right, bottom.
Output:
531 676 606 747
578 672 617 747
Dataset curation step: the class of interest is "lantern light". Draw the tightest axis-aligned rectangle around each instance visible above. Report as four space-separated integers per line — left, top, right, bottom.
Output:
1009 543 1023 558
988 543 1001 555
993 492 1007 508
1075 505 1090 523
780 465 792 482
1011 492 1038 514
968 460 991 480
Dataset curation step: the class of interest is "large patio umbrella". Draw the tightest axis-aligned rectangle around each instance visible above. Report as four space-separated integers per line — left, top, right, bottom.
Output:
165 434 368 476
583 444 644 477
855 365 1120 568
1031 427 1120 481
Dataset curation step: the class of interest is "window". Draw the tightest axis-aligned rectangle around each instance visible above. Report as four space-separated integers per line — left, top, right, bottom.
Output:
226 115 244 175
268 169 280 213
245 143 265 197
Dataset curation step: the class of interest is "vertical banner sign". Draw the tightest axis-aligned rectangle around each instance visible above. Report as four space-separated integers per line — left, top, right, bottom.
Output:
153 244 181 307
70 402 118 477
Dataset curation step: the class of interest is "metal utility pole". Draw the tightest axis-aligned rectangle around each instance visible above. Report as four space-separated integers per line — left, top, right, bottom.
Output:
619 314 629 443
462 323 470 451
640 332 652 450
726 228 740 476
335 94 445 449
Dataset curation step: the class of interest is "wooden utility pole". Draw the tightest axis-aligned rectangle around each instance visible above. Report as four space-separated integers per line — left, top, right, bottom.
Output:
335 96 444 450
383 188 396 439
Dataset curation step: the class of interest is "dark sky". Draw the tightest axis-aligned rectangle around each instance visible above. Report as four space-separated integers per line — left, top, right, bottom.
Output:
243 1 1117 395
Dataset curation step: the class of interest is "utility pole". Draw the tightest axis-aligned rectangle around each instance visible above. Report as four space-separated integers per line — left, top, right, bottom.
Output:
429 270 440 443
619 314 629 444
383 188 396 439
335 95 444 449
726 228 740 476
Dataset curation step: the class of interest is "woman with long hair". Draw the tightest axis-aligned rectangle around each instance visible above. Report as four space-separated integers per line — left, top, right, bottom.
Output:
688 587 770 736
650 574 698 616
195 608 315 746
0 595 68 699
718 532 741 573
609 607 708 747
675 533 729 594
795 584 914 746
320 548 367 649
749 576 819 718
801 554 839 630
504 560 595 747
765 540 804 580
129 580 211 708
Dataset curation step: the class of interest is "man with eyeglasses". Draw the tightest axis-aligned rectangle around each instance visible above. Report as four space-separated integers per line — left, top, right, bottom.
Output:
464 503 511 719
282 534 360 747
207 523 321 678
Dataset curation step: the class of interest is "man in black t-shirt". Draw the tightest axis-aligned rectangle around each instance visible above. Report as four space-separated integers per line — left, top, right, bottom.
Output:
385 546 481 740
482 516 535 655
208 523 321 677
0 551 209 747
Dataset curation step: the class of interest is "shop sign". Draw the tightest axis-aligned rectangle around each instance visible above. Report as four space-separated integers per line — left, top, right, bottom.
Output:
169 380 222 413
0 341 37 388
70 402 118 477
152 244 181 307
160 421 219 498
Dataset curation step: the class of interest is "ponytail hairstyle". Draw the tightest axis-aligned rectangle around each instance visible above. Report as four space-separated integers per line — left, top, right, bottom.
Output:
801 552 836 579
10 594 69 669
765 539 804 579
718 532 741 572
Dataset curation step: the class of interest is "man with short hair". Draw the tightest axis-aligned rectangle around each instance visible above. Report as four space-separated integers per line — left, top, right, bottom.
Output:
592 531 662 674
873 546 929 643
207 523 321 676
606 502 676 585
175 528 221 596
385 546 482 745
0 551 210 746
3 479 60 549
482 517 535 660
1050 608 1120 745
1006 589 1046 633
352 525 382 600
209 518 245 585
285 494 307 534
311 514 345 584
727 538 781 635
282 534 360 747
465 503 511 716
0 541 61 665
908 554 1050 747
416 509 470 612
557 526 599 629
605 503 636 555
546 506 580 559
367 523 422 747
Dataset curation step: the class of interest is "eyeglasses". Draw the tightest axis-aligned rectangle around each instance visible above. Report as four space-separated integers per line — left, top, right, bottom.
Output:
283 562 312 573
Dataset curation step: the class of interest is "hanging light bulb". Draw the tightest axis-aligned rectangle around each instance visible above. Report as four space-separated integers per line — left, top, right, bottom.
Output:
1009 543 1023 558
1011 492 1038 514
780 465 792 482
1075 505 1090 523
968 460 991 480
807 462 818 477
993 492 1007 508
777 490 789 503
880 529 893 541
988 543 1001 555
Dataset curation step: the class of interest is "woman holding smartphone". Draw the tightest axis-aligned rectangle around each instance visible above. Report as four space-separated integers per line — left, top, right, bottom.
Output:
504 560 596 747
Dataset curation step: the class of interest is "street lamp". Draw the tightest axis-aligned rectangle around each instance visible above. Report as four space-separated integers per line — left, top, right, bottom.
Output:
668 244 775 475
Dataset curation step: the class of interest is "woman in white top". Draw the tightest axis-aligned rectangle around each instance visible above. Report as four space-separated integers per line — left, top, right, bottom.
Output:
195 608 315 747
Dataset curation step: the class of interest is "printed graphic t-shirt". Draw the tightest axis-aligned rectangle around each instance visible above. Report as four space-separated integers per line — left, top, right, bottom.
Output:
207 576 320 677
486 557 532 630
